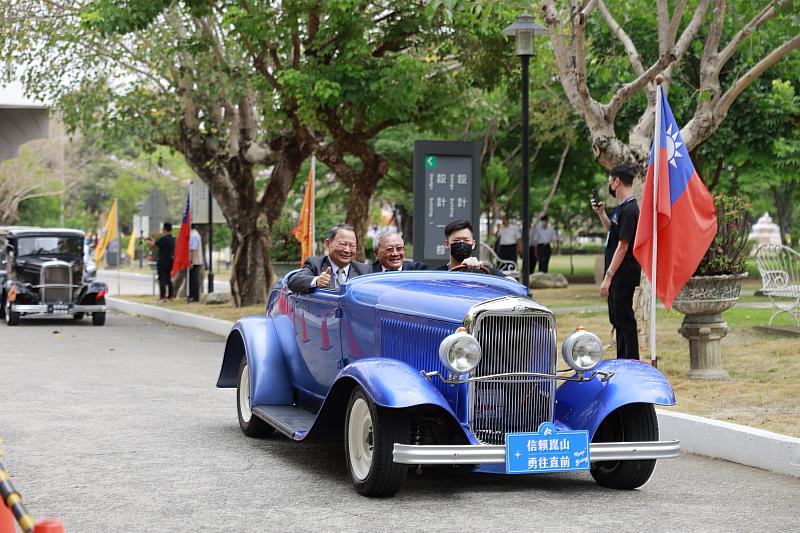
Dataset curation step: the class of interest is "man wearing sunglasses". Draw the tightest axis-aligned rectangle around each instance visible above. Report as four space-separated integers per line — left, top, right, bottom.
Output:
371 231 428 272
288 223 371 293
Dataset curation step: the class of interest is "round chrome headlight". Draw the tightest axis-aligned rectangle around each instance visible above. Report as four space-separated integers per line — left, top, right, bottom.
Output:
561 330 604 372
438 332 482 374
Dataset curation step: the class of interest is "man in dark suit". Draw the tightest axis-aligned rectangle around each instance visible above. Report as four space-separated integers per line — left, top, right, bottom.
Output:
288 224 371 293
371 231 427 272
147 222 175 301
435 219 507 278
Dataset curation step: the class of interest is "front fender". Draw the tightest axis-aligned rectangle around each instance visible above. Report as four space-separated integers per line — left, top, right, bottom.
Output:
303 358 462 442
555 359 676 439
338 358 457 415
78 281 108 304
5 280 35 304
216 315 293 406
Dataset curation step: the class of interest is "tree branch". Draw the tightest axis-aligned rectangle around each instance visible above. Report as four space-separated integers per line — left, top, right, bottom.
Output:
605 49 677 120
536 141 571 220
668 0 689 45
674 0 710 60
596 0 644 75
717 0 787 70
656 0 671 55
715 33 800 118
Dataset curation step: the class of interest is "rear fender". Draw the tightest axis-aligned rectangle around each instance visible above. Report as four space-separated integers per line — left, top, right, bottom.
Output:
216 315 293 406
555 359 676 439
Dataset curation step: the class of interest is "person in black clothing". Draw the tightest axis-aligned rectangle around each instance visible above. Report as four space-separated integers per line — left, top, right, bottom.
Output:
592 165 641 359
148 222 175 301
435 220 507 277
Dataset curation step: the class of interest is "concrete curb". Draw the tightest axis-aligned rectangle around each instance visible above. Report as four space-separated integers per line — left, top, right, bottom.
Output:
108 296 800 479
107 297 233 337
657 409 800 478
99 269 230 292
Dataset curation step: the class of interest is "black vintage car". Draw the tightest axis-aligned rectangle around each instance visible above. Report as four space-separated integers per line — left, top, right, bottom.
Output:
1 228 108 326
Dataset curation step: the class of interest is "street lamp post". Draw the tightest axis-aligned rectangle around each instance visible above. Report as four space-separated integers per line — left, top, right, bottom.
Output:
503 14 547 292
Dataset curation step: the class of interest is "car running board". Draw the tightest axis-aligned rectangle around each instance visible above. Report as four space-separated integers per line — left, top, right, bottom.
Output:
252 405 316 441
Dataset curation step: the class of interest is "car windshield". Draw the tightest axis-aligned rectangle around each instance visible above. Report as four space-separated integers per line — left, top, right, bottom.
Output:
17 236 83 257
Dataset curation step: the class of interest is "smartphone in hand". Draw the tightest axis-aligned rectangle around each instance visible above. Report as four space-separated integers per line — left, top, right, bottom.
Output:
591 188 600 207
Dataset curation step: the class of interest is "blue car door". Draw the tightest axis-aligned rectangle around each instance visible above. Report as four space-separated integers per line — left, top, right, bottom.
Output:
294 288 342 397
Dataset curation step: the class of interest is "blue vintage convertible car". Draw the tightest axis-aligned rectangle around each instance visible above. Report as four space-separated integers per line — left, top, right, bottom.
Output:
217 270 680 496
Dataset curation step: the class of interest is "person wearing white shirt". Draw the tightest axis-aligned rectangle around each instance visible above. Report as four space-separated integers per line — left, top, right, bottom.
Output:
188 226 203 301
494 215 521 263
533 215 557 273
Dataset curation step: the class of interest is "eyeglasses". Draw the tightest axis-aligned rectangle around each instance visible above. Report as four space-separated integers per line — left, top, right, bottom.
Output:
448 238 474 245
381 246 405 253
334 241 358 250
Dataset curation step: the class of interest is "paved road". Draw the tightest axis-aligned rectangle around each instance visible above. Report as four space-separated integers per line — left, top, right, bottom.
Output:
97 270 229 296
0 313 796 532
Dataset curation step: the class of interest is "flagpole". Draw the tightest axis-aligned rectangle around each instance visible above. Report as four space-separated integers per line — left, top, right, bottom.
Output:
187 181 192 303
651 83 663 368
115 198 120 296
311 155 316 256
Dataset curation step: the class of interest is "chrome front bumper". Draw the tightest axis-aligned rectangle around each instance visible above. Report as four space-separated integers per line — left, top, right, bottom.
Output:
393 440 681 465
11 304 107 314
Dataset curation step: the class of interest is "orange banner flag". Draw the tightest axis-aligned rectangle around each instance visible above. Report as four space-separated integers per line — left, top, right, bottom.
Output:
291 158 315 265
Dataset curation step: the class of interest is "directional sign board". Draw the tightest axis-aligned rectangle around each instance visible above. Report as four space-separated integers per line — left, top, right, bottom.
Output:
413 141 480 268
191 181 225 224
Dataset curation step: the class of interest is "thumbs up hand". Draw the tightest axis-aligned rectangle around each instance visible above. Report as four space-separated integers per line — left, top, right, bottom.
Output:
318 267 332 288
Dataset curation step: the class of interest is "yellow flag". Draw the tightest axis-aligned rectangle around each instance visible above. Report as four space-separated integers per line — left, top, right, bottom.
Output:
94 198 119 264
126 232 136 259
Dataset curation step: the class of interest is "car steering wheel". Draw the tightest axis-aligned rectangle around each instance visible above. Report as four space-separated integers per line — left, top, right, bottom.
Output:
451 262 492 275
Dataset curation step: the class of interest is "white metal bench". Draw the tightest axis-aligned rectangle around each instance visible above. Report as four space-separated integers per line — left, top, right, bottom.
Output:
754 244 800 326
478 242 520 280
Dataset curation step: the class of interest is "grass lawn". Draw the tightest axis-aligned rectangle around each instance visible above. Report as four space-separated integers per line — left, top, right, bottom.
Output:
119 294 263 322
555 306 800 437
117 282 799 437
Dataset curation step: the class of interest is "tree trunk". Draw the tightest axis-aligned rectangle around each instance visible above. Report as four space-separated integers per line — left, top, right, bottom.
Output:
317 139 388 260
229 219 272 307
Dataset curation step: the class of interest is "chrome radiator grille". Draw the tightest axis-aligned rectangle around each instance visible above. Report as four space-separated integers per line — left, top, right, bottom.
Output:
469 312 556 445
41 264 73 303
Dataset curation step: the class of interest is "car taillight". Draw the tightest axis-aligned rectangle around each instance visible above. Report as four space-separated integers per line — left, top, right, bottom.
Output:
96 289 106 301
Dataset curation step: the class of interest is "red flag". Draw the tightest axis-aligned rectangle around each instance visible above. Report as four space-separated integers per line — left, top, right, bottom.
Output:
633 90 717 310
291 159 315 265
171 194 191 277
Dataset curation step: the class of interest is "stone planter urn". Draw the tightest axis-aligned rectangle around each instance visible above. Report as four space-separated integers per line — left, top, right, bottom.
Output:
672 273 748 380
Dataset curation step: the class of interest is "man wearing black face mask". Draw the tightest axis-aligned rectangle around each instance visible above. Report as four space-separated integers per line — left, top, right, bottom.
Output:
435 220 507 277
591 165 641 359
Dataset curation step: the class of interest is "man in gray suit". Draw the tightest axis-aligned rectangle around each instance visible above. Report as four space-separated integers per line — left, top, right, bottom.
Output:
371 231 428 272
288 224 371 293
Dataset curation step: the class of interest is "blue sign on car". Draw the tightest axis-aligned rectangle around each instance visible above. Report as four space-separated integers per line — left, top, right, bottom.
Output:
505 422 590 474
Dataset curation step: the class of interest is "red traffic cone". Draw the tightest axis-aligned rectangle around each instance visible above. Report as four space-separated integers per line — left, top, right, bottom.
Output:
0 503 14 533
321 317 332 350
300 310 309 343
34 519 65 533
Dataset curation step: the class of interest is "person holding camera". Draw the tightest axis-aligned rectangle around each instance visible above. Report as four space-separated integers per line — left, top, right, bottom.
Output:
591 165 641 360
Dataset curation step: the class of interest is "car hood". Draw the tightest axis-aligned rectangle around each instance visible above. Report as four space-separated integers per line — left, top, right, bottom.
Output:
342 271 530 324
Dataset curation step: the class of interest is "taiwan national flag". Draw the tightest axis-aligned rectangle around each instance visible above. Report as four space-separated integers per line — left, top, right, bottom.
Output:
171 194 191 277
633 89 717 310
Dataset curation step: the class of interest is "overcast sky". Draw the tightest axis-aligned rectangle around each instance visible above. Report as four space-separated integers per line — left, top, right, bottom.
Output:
0 80 46 108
